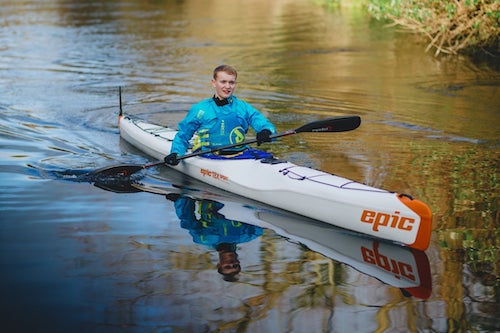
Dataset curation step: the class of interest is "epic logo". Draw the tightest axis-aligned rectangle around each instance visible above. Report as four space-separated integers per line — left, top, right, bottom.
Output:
360 210 415 232
361 243 415 281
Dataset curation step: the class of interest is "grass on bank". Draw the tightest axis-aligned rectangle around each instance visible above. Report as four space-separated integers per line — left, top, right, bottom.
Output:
319 0 500 57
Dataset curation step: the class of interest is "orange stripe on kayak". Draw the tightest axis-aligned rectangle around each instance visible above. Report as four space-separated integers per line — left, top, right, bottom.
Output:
398 194 432 251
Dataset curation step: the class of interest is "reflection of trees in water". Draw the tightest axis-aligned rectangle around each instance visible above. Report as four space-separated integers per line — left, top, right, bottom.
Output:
464 263 499 330
436 176 499 330
434 228 499 332
388 141 499 330
218 241 340 331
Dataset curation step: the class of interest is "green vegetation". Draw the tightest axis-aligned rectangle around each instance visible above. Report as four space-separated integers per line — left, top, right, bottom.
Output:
320 0 500 57
367 0 500 56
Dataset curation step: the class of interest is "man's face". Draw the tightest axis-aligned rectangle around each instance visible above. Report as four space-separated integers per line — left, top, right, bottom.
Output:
212 71 236 100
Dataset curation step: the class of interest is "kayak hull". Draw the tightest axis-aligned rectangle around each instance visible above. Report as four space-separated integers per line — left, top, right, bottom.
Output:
119 115 432 250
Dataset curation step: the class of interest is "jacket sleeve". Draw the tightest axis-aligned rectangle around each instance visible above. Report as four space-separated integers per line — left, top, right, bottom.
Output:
175 197 198 229
244 101 276 135
170 106 203 155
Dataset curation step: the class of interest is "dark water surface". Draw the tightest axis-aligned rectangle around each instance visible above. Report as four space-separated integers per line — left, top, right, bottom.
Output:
1 0 499 332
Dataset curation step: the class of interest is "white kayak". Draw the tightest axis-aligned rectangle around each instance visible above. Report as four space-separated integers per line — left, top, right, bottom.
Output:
118 114 433 251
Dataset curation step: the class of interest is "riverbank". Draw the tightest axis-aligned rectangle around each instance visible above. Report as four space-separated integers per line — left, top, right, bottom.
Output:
319 0 500 59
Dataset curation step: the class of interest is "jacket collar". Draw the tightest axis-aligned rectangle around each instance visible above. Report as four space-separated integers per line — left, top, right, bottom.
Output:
213 95 233 106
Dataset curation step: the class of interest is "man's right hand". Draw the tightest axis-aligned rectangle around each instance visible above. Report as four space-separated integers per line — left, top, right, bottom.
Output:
164 153 180 166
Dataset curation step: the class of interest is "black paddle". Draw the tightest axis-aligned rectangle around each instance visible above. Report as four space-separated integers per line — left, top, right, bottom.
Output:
90 115 361 178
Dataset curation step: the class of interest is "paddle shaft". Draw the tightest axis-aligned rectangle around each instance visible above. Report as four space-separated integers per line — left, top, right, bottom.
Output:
139 130 293 170
142 116 360 169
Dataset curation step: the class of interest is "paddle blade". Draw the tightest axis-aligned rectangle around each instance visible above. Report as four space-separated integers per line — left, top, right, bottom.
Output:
295 116 361 133
89 164 145 178
94 179 144 193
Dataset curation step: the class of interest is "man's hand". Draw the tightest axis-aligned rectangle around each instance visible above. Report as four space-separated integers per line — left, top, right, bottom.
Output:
164 153 180 166
256 129 272 146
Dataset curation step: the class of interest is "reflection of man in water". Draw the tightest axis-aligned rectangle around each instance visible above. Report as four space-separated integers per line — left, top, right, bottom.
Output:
167 194 263 281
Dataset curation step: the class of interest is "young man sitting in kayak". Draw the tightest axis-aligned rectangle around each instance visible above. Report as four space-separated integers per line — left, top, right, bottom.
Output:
164 65 276 165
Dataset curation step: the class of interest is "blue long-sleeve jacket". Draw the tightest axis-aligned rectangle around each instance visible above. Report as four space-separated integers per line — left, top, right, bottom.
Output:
170 96 276 155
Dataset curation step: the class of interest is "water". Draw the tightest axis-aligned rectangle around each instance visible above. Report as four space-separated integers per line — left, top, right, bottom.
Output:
1 0 499 332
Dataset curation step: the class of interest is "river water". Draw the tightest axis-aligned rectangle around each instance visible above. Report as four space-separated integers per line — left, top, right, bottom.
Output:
1 0 499 332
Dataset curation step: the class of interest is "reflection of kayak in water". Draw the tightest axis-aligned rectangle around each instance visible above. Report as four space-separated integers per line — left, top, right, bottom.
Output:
130 175 432 300
118 114 432 251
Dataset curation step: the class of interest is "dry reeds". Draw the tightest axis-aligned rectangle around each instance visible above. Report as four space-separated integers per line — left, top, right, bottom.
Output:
367 0 500 56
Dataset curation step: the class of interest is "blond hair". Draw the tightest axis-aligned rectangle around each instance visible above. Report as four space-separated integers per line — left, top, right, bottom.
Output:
213 65 237 79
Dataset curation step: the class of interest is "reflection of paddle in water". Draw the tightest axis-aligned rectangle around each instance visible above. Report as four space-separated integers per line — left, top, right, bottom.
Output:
166 193 263 282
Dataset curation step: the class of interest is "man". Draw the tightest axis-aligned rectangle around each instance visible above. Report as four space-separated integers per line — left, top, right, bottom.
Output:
164 65 276 165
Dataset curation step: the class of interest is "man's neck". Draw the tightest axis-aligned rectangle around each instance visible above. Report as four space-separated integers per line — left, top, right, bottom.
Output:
213 95 230 106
